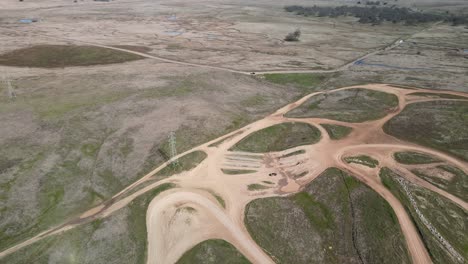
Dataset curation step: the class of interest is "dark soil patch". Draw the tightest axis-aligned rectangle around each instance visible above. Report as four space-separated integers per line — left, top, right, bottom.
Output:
0 45 145 68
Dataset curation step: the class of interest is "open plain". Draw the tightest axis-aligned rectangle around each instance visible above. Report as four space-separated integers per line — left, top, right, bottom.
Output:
0 0 467 263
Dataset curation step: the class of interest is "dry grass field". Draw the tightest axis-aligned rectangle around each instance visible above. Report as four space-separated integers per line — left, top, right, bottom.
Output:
0 0 467 263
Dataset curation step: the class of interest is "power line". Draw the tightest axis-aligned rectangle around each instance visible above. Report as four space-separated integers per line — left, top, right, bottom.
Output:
3 75 16 99
168 131 179 166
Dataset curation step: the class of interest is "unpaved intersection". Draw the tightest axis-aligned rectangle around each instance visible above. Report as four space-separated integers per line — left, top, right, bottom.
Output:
1 84 467 264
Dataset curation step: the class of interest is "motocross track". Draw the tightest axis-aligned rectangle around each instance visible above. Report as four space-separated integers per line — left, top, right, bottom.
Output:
1 84 467 264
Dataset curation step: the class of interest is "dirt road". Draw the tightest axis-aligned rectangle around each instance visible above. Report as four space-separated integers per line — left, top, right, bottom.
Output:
0 21 438 75
146 191 274 264
1 84 467 264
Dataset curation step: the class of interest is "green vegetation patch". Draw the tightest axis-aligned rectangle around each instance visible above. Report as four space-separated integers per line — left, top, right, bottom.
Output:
393 151 441 164
221 169 257 175
0 156 21 174
412 165 468 201
0 146 113 252
292 192 335 230
10 88 133 119
1 183 176 264
203 189 226 208
380 168 468 263
0 45 144 68
139 79 194 99
80 142 101 157
156 151 207 177
383 101 468 161
176 239 250 264
286 88 398 122
320 124 352 140
263 73 327 90
231 122 321 153
280 149 305 158
345 155 379 168
208 131 243 148
247 184 269 191
409 92 468 100
293 171 308 179
245 167 410 264
241 94 267 108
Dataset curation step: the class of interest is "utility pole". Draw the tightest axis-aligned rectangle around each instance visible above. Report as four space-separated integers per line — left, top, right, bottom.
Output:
168 131 179 166
3 75 16 99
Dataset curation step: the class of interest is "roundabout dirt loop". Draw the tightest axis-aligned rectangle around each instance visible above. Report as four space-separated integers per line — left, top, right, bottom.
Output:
146 190 274 264
1 84 468 263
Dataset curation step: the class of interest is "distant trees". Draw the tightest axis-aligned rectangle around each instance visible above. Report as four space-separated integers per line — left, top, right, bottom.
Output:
448 14 468 26
284 29 301 41
365 1 381 5
284 5 468 26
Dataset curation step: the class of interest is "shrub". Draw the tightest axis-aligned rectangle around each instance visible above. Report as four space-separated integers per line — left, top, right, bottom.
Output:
284 29 301 41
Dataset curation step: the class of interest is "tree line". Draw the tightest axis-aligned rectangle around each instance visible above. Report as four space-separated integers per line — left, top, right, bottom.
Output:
284 5 467 26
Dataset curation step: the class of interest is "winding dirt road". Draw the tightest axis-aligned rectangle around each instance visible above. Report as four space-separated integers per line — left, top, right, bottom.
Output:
0 20 439 75
1 84 467 264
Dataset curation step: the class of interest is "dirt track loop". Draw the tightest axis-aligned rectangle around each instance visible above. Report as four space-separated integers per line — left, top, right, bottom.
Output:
146 191 274 264
1 84 468 264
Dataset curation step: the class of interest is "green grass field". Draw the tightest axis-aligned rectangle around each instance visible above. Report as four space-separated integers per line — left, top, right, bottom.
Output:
231 122 321 153
247 184 269 191
221 169 257 175
286 88 399 122
0 45 144 68
384 101 468 161
320 124 353 140
262 73 327 91
393 151 441 164
344 155 379 168
280 149 305 158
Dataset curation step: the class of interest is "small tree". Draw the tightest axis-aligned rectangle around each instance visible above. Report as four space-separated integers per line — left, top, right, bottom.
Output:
284 29 301 41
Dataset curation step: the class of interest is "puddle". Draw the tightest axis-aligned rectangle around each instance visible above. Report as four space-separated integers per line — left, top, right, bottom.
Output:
164 31 184 36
